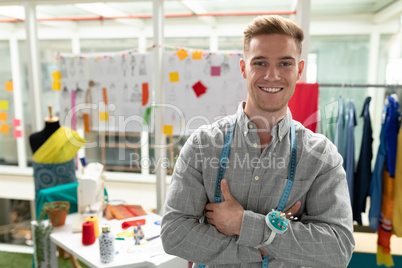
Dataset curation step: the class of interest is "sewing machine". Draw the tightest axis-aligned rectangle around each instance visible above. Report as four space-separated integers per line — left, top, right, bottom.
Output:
72 162 106 232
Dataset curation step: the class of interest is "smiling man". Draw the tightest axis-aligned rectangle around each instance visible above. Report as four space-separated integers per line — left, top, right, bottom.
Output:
161 15 355 268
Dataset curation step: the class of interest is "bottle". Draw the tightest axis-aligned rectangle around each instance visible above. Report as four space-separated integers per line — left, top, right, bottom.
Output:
99 224 114 263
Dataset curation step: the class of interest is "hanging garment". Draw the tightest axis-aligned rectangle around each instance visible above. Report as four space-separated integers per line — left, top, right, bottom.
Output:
322 101 337 144
32 127 86 199
345 101 357 203
385 97 399 177
353 97 373 225
287 82 319 132
369 104 388 231
377 169 395 267
334 97 347 167
392 126 402 237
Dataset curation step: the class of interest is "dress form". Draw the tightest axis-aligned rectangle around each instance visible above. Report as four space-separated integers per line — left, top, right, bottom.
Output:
29 106 60 154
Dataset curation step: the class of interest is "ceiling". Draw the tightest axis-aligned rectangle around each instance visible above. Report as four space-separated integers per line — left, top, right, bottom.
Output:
0 0 400 26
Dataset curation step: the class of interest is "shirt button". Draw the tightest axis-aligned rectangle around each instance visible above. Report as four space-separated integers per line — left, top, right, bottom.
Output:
249 124 253 129
254 176 259 181
253 143 257 148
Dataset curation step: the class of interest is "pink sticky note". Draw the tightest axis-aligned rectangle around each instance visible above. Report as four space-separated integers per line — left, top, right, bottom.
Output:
211 66 221 76
13 118 21 127
14 129 22 138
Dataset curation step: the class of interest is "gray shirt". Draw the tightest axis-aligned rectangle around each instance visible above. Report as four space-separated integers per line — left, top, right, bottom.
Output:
161 103 355 268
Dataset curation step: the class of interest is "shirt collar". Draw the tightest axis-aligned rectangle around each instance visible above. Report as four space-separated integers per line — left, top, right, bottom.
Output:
236 102 292 142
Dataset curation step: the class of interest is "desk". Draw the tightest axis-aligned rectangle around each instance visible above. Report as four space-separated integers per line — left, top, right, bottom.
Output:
50 213 187 268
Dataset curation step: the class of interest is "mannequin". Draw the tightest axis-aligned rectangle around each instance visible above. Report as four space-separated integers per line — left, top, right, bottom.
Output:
29 106 60 154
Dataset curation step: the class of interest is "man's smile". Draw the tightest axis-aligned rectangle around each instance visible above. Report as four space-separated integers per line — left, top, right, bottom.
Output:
259 87 284 93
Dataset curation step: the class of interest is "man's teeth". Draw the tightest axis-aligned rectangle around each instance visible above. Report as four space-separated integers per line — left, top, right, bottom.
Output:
261 87 282 93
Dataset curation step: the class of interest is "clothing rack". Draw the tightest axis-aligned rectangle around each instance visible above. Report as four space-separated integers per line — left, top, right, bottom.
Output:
318 83 402 89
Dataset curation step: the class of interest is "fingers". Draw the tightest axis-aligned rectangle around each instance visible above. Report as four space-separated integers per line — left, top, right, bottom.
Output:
285 200 301 219
221 179 234 201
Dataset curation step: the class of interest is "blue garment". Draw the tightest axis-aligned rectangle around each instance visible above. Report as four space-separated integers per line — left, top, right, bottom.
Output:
353 97 373 225
368 97 399 231
385 97 399 177
334 97 347 167
345 101 357 203
32 158 77 198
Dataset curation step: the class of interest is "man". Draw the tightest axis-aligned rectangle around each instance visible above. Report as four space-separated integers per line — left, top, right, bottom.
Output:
161 15 354 267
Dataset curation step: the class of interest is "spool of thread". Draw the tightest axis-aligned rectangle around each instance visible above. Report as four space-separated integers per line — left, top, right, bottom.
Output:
82 221 96 245
86 216 100 238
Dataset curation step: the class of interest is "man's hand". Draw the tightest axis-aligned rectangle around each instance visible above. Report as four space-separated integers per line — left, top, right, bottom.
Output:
259 200 301 256
205 179 244 236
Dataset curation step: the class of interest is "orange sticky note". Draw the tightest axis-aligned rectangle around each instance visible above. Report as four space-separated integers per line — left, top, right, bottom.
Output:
103 88 108 105
142 83 149 106
52 81 61 91
14 129 22 138
192 51 202 60
177 49 188 61
99 112 108 121
0 100 8 110
5 81 13 92
0 111 7 121
83 113 90 133
51 70 62 80
0 124 10 134
169 72 179 83
163 125 173 135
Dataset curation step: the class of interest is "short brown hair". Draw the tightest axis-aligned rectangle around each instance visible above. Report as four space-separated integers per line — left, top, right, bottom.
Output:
243 15 304 54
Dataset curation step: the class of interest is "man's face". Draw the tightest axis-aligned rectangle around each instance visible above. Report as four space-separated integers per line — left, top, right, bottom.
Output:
240 34 304 116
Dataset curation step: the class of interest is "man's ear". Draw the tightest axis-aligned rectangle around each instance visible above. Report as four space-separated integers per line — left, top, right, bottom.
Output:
240 58 247 78
297 60 305 80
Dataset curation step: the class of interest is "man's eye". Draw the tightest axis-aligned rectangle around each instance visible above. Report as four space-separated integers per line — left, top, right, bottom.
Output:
281 62 291 66
254 62 265 66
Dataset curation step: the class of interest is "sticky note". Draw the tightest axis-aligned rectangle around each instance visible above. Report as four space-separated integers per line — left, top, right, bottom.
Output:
177 49 188 61
51 70 62 80
192 50 202 60
192 81 207 98
14 129 22 138
52 81 61 91
163 125 173 135
0 124 10 134
103 88 108 105
0 111 7 121
99 112 108 121
211 66 221 76
83 113 90 133
142 83 149 106
169 72 179 83
13 118 21 127
0 100 8 110
5 81 13 92
143 106 153 125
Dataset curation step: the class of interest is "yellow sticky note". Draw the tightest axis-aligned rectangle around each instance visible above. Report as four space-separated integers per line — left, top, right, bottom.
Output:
0 111 7 121
169 72 179 83
163 125 173 135
192 50 203 60
51 70 62 80
99 112 108 121
0 124 10 134
177 49 188 61
52 81 61 91
0 100 8 110
5 81 13 92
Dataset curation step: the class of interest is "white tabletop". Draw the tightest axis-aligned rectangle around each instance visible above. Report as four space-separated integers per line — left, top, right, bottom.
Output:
50 213 187 268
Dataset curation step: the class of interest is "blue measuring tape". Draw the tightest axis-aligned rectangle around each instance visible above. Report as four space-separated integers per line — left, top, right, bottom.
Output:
199 120 297 268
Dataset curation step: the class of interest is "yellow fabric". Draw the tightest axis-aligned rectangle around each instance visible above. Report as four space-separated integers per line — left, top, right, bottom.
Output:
377 245 395 267
32 127 86 164
393 129 402 237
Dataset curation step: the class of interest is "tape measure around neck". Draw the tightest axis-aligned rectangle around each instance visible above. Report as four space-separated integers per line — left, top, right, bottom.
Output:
214 119 237 203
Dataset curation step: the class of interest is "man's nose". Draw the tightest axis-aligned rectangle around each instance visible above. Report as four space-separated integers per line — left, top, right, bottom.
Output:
264 66 280 81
